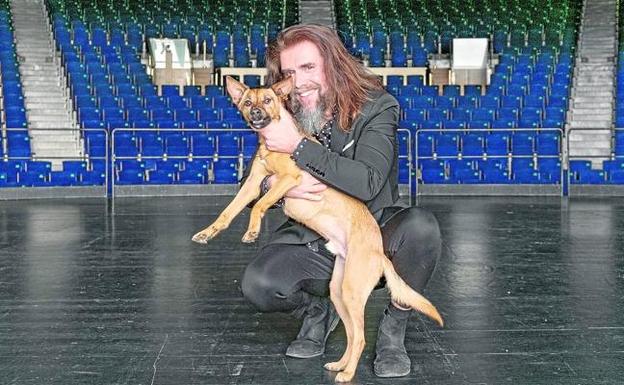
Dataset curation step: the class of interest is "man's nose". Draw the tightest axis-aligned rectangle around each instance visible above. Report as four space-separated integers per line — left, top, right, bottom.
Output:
292 73 306 89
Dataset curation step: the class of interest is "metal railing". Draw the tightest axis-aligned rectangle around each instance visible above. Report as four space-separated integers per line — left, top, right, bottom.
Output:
414 127 565 196
1 127 109 188
110 127 414 199
565 127 623 186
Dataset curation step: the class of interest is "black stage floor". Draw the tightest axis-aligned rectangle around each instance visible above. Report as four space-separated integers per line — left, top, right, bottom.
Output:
1 196 623 384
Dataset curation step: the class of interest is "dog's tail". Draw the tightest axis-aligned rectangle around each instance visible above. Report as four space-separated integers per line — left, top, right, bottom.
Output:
381 257 444 327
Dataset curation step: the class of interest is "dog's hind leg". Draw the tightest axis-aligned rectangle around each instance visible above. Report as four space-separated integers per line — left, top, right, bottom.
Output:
242 172 301 242
323 258 352 373
192 157 268 243
334 248 383 383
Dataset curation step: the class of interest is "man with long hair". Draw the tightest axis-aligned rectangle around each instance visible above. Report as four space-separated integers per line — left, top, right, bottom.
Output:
240 24 442 378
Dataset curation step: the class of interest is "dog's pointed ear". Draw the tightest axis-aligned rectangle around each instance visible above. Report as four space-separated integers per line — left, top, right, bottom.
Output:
271 76 294 99
226 76 248 105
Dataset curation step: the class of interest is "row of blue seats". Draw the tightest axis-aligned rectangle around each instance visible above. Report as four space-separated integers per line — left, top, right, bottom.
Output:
54 19 270 67
108 131 257 158
4 156 624 187
418 131 561 157
401 118 564 130
393 92 568 110
78 104 241 120
74 87 238 108
403 105 564 122
419 157 561 184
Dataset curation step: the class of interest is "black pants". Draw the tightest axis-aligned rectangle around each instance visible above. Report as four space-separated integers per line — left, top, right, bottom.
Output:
241 206 442 314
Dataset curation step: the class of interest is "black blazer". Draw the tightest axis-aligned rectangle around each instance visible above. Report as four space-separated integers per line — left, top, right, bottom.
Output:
267 89 407 245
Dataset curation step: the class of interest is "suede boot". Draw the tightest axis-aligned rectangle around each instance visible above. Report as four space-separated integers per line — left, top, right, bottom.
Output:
373 303 412 377
285 295 340 358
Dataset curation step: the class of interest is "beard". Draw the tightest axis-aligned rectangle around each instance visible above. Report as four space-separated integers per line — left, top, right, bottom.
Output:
288 90 330 137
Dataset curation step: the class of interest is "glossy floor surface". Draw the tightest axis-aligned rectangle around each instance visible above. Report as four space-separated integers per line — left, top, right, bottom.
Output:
0 196 623 384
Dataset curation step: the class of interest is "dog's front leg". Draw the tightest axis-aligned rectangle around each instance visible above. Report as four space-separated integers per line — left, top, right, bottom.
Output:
241 172 302 242
192 157 268 244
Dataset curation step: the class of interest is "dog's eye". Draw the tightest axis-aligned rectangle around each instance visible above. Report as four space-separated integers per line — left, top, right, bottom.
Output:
244 100 252 107
264 98 272 105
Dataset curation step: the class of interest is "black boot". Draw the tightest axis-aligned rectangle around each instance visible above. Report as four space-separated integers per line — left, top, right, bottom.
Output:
285 295 340 358
373 303 412 377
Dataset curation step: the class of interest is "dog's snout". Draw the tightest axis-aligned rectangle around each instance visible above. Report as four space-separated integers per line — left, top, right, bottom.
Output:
250 107 263 120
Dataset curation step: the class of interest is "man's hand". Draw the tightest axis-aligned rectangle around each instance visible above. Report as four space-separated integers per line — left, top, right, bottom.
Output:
258 104 304 154
267 172 327 201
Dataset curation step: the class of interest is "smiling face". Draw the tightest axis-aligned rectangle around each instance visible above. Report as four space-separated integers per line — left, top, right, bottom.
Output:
225 76 293 130
279 40 328 113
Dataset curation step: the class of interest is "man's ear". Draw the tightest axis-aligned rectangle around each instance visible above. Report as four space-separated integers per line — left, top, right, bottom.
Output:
271 76 294 99
225 76 248 104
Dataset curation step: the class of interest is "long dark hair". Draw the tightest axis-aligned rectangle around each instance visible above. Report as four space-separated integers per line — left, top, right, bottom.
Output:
266 24 383 132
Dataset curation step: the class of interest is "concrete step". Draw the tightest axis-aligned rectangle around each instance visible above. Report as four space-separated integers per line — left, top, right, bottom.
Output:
573 101 612 109
28 106 71 113
568 120 612 129
24 91 67 98
573 96 615 104
576 64 616 70
569 130 611 140
25 96 69 104
15 48 52 55
572 90 613 98
576 66 614 72
31 135 80 142
21 66 60 73
30 121 76 129
28 112 72 120
575 80 614 87
571 113 612 121
32 144 80 152
573 86 613 98
28 113 72 121
22 81 61 88
568 148 611 158
571 108 613 116
577 57 616 64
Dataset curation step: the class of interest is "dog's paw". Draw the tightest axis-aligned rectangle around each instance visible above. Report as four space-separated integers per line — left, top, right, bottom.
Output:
334 371 355 383
192 226 220 243
324 361 345 372
241 230 259 243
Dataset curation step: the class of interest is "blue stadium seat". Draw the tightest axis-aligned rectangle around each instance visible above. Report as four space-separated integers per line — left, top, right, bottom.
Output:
511 132 535 155
486 133 510 156
536 132 560 155
513 168 541 184
453 168 481 184
213 160 238 183
538 158 562 183
140 133 164 157
117 168 145 184
417 132 434 157
19 171 49 187
435 133 459 157
178 168 206 184
216 132 240 156
191 134 216 156
146 169 175 184
50 171 78 186
165 134 189 156
461 133 485 157
420 159 446 184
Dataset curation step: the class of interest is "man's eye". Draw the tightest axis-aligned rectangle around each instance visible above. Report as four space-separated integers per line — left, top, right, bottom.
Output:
244 100 252 107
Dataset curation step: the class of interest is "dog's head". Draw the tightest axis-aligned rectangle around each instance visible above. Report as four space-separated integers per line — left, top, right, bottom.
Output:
225 76 293 130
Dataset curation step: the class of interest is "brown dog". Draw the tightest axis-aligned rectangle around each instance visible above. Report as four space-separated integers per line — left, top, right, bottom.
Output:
192 76 443 382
